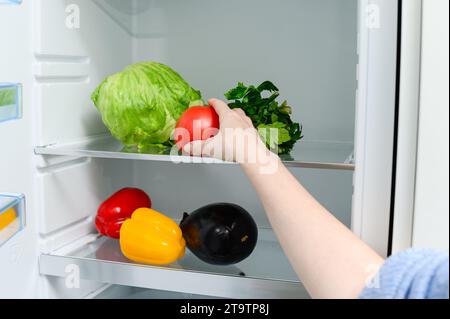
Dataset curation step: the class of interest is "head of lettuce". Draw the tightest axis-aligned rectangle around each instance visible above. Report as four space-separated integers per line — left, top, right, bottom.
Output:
91 62 202 149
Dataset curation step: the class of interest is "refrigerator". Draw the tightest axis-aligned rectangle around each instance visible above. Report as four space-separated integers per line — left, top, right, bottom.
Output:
0 0 424 299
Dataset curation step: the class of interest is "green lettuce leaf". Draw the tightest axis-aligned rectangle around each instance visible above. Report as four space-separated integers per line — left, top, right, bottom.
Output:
91 62 202 149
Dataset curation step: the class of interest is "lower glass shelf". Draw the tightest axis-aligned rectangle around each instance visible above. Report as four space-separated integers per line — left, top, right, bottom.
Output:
40 229 308 299
35 135 354 171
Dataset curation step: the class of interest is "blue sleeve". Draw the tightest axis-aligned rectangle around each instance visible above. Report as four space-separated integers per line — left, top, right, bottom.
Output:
359 249 449 299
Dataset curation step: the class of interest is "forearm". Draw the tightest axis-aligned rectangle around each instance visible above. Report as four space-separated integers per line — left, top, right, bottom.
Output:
241 154 384 299
183 99 384 298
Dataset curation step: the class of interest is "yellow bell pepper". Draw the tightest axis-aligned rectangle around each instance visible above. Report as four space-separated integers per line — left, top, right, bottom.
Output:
120 208 186 265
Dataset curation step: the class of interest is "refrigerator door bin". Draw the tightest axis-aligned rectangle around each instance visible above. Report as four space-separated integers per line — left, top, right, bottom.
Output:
0 83 22 123
0 193 25 247
0 0 22 5
40 228 308 299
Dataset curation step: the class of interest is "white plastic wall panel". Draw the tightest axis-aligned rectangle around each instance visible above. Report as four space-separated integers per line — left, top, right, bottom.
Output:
44 276 105 299
92 0 139 36
37 159 133 235
33 0 132 145
34 0 129 58
131 0 357 231
132 0 359 144
38 160 102 235
134 162 353 229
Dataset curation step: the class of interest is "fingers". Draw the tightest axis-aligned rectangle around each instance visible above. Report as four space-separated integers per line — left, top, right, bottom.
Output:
233 108 246 117
208 99 231 118
183 138 216 158
183 140 205 157
244 117 254 127
208 98 254 127
233 109 254 127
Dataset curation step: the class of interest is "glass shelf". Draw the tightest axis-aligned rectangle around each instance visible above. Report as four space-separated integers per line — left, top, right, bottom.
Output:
35 135 355 171
0 193 25 247
40 228 308 299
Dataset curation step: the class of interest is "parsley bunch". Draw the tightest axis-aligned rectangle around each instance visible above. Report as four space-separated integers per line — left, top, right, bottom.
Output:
224 81 303 155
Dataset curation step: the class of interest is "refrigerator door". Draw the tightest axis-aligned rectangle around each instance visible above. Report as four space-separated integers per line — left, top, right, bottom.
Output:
352 0 401 257
411 0 449 252
390 0 423 254
0 0 40 299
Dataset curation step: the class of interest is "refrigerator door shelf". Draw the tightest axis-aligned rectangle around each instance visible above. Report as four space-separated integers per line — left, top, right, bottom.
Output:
40 228 308 299
0 0 22 4
35 135 355 171
0 193 25 247
0 83 22 123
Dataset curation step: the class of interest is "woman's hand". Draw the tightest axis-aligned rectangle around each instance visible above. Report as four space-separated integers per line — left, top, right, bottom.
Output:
183 99 274 164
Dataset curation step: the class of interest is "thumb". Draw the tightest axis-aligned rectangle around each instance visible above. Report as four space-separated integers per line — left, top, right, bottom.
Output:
208 98 231 118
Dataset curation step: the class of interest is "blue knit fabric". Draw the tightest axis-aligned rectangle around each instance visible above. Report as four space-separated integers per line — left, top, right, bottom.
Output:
360 249 449 299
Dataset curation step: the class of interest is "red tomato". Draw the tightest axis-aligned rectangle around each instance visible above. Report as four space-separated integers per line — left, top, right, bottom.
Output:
95 188 152 239
175 106 220 149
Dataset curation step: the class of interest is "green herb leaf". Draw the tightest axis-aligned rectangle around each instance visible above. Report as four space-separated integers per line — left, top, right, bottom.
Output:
257 81 279 93
225 81 303 155
224 82 248 100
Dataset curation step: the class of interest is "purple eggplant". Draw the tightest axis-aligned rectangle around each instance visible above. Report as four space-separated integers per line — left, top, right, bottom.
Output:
180 203 258 265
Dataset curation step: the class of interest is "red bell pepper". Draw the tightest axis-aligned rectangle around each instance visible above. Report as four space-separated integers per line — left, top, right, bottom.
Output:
95 188 152 239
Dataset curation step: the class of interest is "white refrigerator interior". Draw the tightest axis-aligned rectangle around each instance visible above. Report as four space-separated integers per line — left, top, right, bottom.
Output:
0 0 402 299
